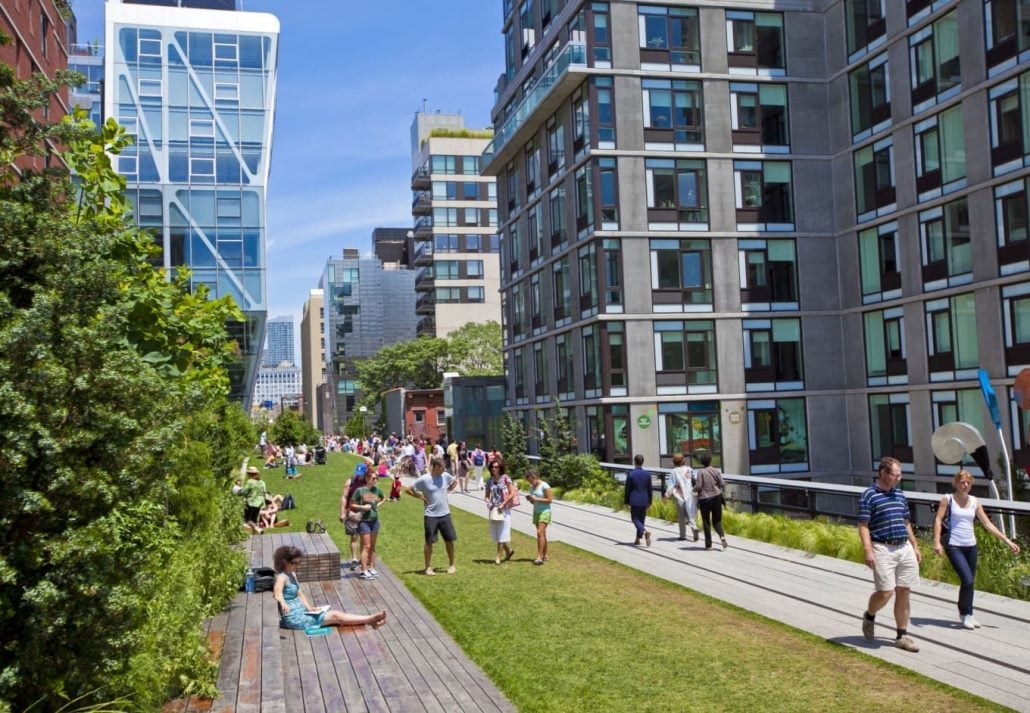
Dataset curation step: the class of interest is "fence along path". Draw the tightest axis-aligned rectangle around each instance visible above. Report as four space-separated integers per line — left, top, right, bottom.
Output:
447 490 1030 711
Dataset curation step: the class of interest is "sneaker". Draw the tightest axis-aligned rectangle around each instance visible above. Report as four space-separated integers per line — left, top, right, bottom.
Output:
644 531 652 547
349 559 360 571
359 571 375 581
894 635 919 652
861 615 875 642
970 616 981 629
446 565 456 574
368 568 379 578
692 527 699 543
961 615 976 630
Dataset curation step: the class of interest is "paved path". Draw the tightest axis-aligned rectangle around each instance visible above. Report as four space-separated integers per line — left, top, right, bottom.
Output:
449 489 1030 712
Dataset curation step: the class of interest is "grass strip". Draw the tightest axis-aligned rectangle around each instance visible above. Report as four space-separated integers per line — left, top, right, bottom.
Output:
254 453 1006 712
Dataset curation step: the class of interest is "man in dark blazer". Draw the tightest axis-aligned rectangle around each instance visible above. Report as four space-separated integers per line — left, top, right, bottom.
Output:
624 454 653 546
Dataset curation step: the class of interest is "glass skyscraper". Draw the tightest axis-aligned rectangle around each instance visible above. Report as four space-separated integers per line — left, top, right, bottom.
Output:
104 0 279 406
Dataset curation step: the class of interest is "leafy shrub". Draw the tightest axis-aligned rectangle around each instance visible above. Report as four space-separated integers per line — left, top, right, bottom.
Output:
500 414 530 479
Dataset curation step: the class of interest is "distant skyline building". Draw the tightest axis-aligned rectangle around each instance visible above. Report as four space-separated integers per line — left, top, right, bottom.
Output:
104 0 280 408
372 226 410 266
320 248 418 432
263 315 294 366
410 110 502 337
299 288 325 430
251 362 301 413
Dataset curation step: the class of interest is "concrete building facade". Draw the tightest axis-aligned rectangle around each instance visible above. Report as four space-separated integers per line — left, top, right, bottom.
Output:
410 111 503 337
320 249 417 432
300 288 325 430
484 0 1030 490
104 0 279 408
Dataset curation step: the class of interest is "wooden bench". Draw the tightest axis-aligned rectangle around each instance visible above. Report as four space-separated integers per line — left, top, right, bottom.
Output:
247 532 340 583
201 561 515 713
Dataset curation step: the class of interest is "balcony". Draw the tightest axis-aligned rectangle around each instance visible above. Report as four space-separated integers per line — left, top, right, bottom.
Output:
412 190 432 215
482 42 587 176
416 291 436 315
411 163 431 189
413 215 434 240
70 43 103 57
417 314 437 336
414 266 434 292
413 241 434 266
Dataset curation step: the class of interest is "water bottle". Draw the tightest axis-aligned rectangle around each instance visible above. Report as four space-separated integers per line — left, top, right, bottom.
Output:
245 567 255 593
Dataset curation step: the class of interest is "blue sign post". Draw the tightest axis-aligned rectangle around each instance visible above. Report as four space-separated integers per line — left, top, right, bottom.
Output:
978 369 1015 538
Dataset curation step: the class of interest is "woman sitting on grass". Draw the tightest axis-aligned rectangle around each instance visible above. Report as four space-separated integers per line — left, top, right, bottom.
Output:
272 545 387 630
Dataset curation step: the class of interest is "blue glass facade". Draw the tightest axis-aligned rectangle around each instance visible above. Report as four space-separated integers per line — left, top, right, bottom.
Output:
106 2 279 404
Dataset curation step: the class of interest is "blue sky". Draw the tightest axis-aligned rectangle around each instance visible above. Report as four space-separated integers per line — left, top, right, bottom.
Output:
73 0 504 340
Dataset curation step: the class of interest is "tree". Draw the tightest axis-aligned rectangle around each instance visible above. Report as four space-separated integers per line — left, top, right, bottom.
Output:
355 335 450 408
269 409 320 447
343 413 369 439
500 413 530 479
0 64 252 709
445 320 503 375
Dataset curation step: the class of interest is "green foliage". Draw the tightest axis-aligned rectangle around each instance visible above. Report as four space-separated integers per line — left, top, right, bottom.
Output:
445 321 503 376
500 413 530 479
535 406 579 484
545 453 607 492
269 409 320 447
342 413 368 439
0 72 252 709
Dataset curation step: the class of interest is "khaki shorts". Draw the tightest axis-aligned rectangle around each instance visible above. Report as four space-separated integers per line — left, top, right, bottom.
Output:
872 541 919 591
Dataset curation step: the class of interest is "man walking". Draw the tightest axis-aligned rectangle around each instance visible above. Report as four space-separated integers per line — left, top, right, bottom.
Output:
406 456 459 575
624 454 653 546
858 456 922 652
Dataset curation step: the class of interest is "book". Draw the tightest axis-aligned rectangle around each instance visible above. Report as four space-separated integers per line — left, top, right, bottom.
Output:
310 605 330 615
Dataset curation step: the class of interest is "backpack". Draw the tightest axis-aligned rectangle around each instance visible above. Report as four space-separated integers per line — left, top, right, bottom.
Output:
306 519 326 534
281 493 295 510
253 567 277 593
473 453 484 466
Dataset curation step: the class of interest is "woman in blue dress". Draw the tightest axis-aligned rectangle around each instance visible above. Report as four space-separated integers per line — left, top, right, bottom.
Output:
272 546 387 629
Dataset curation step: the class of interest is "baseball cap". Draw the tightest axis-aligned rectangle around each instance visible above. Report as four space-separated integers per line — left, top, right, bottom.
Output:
354 463 368 477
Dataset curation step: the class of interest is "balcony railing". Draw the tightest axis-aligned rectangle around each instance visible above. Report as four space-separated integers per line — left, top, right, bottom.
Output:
413 215 434 239
411 164 431 188
70 43 103 57
412 190 432 214
413 241 434 265
483 42 587 167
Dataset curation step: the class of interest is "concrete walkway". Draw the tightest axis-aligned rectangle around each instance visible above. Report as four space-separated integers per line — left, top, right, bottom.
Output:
449 489 1030 711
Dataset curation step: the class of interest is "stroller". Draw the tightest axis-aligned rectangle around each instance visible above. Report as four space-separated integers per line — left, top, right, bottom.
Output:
314 445 327 465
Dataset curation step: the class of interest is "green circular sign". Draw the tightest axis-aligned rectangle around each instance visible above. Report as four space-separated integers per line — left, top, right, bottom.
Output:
637 414 651 429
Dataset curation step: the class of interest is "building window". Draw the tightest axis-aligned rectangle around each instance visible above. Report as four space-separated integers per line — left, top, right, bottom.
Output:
511 282 526 339
1002 282 1030 374
864 307 907 385
555 332 575 398
748 398 808 473
514 347 527 402
598 157 619 226
546 112 565 177
603 321 627 395
650 239 712 311
914 104 966 200
743 318 803 391
582 324 602 397
734 160 794 230
603 239 623 312
646 159 708 229
932 389 986 473
926 292 979 379
869 393 913 468
642 78 703 149
596 76 615 147
846 0 887 59
214 82 240 104
549 185 567 250
520 0 536 57
533 341 547 401
552 257 571 325
996 177 1029 274
726 11 785 76
589 2 612 66
139 78 163 99
578 242 599 317
527 202 544 264
858 222 902 302
985 0 1030 72
466 260 484 278
849 54 890 141
654 320 718 394
638 5 701 70
920 198 971 290
908 0 956 25
739 239 798 310
659 402 722 464
529 273 543 332
988 71 1030 175
572 84 590 158
574 163 594 235
525 139 541 199
854 138 896 221
909 10 961 112
730 83 788 153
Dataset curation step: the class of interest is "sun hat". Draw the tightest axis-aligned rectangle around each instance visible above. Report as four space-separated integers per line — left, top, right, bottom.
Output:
246 466 260 475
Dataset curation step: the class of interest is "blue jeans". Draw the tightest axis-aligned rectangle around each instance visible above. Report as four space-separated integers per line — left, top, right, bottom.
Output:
944 544 978 616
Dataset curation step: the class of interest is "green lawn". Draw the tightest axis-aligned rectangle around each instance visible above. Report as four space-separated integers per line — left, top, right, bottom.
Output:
251 452 1003 712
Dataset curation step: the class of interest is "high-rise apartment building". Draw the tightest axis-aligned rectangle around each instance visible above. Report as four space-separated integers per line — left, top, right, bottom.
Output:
104 0 279 408
68 41 104 128
300 288 325 430
320 249 418 432
264 315 294 366
251 362 301 414
410 111 502 337
485 0 1030 488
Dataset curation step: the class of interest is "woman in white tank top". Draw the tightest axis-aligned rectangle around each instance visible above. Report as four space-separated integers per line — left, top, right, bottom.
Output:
932 470 1020 629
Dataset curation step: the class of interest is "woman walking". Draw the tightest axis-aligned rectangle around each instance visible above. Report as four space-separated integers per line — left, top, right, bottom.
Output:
350 468 385 581
666 452 698 542
526 470 552 565
484 459 516 564
273 546 386 629
693 452 727 551
932 470 1020 628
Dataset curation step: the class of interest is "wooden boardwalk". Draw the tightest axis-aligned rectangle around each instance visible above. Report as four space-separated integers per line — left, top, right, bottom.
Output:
177 558 514 713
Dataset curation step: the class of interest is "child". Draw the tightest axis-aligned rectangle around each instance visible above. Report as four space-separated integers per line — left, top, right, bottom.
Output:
389 472 403 501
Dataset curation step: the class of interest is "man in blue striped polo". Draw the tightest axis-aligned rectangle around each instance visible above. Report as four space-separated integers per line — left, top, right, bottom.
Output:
858 456 922 652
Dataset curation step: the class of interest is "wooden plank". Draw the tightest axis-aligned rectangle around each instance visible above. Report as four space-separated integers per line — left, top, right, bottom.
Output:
235 624 262 713
291 626 327 713
280 629 304 713
309 631 348 713
260 623 287 713
322 621 366 711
